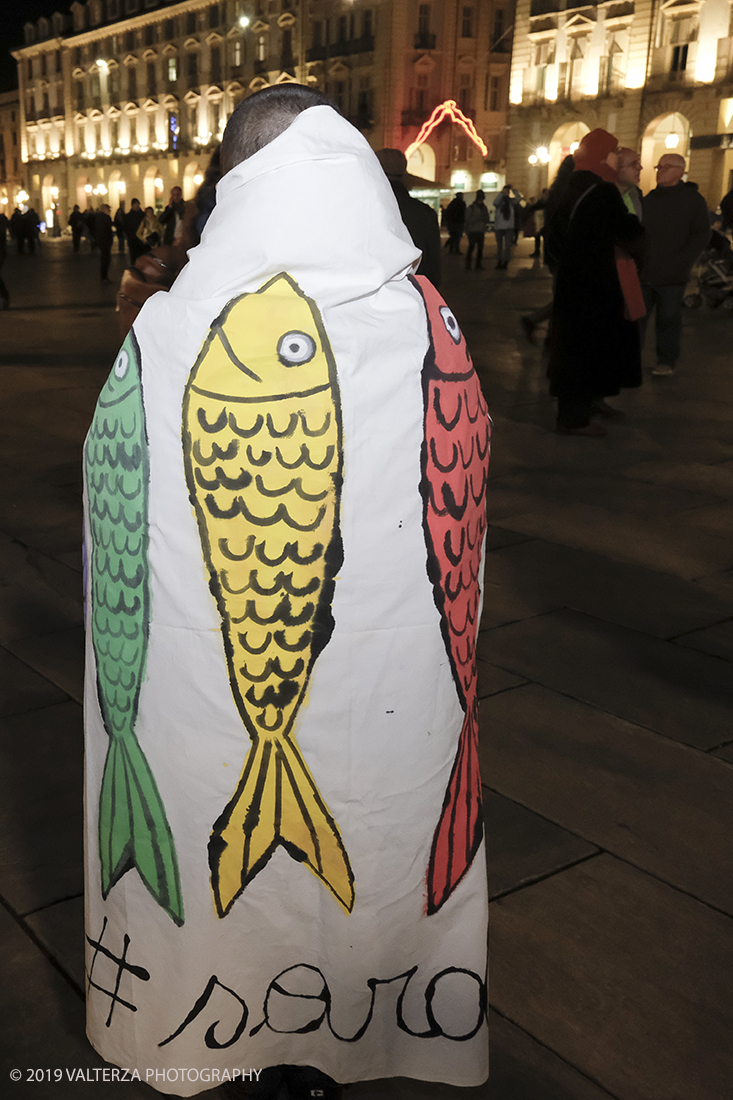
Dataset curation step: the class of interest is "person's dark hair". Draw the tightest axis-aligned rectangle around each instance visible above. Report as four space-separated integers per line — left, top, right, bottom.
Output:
220 83 336 174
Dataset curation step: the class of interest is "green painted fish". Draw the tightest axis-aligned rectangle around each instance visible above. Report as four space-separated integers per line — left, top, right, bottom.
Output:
85 330 183 926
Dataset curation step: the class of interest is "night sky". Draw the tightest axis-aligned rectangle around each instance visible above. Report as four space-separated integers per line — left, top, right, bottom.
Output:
1 1 65 92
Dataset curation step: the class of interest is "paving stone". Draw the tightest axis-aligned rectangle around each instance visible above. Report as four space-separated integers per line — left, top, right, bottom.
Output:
0 531 82 643
477 660 527 699
484 539 733 638
491 502 733 580
489 467 717 517
0 472 82 556
622 459 733 499
484 790 598 900
347 1076 489 1098
0 645 68 718
0 904 155 1098
0 702 83 914
710 744 733 764
477 609 733 749
479 579 560 631
490 856 733 1100
484 1009 616 1099
24 895 85 992
5 627 85 705
675 619 733 662
481 684 733 913
485 527 531 551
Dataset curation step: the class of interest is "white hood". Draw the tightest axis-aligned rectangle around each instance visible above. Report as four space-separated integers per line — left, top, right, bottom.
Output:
173 105 421 307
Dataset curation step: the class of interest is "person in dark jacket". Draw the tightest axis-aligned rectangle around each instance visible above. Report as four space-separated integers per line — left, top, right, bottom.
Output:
376 148 441 287
69 205 85 252
0 212 9 308
546 128 644 437
444 193 466 254
719 186 733 234
158 186 185 246
463 189 490 270
123 198 146 262
639 154 710 377
94 203 115 281
113 203 126 251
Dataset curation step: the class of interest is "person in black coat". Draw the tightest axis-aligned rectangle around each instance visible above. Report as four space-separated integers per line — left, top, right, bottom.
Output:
0 212 9 308
123 198 146 262
546 128 643 437
376 148 441 287
444 193 466 254
69 205 85 252
94 204 115 281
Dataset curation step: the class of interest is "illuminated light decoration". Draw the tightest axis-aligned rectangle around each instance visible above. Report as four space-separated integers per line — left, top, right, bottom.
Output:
665 133 680 149
450 169 470 190
404 99 488 161
528 154 538 165
239 15 250 28
570 141 580 154
84 184 93 193
193 172 204 185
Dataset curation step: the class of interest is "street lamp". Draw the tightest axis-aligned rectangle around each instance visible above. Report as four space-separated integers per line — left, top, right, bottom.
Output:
239 15 250 28
528 146 551 166
193 173 204 185
84 184 92 194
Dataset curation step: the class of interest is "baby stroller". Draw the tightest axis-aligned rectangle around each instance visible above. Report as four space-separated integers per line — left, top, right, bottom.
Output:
684 233 733 310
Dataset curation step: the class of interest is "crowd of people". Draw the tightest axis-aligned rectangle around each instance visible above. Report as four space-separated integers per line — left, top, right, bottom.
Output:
439 128 714 438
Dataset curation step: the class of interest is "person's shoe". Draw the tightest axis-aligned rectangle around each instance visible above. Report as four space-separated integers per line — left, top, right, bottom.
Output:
520 317 535 344
556 421 607 437
651 364 675 376
591 399 624 419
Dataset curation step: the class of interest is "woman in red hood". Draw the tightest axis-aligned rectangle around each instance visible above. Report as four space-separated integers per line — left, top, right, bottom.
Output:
545 128 644 436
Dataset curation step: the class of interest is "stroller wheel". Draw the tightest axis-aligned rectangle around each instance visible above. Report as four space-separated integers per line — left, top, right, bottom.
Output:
683 294 702 308
723 296 733 312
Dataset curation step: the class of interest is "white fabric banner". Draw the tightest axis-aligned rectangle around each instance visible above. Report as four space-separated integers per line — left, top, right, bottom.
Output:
83 106 489 1094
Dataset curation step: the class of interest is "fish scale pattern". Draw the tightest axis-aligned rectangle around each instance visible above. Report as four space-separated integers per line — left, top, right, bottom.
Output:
182 273 354 919
412 275 491 916
85 330 184 926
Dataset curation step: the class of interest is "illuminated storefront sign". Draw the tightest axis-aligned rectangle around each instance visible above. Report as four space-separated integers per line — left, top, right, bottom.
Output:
405 99 489 160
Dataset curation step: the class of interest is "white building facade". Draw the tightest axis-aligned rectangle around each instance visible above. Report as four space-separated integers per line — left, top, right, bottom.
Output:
12 0 516 224
506 0 733 204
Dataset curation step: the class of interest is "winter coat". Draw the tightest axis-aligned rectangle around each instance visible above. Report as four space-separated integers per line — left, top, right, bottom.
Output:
547 170 644 399
444 195 466 228
94 211 114 247
390 180 441 287
159 199 186 246
640 181 711 286
492 192 520 231
464 200 490 235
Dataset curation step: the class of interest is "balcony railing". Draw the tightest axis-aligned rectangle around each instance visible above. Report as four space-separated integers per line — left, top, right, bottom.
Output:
305 34 374 63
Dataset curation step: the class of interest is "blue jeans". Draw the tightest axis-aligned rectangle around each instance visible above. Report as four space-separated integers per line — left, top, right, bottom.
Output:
641 284 685 367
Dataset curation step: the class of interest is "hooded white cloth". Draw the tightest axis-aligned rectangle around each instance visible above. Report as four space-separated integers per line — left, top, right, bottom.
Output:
83 106 489 1094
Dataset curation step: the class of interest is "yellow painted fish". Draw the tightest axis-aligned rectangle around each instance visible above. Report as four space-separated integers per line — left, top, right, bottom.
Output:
182 272 354 918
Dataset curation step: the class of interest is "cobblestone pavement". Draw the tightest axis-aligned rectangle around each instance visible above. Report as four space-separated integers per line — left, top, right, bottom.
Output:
1 235 732 1099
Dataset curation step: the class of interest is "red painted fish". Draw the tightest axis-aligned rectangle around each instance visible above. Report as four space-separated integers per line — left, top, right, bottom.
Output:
413 274 491 915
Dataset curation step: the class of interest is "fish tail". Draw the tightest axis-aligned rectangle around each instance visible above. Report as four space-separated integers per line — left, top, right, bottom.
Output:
209 737 355 918
426 698 484 915
98 736 184 926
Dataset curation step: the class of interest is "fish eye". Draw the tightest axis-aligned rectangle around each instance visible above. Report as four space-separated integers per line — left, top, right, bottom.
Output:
439 306 461 345
114 349 129 379
277 330 316 367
